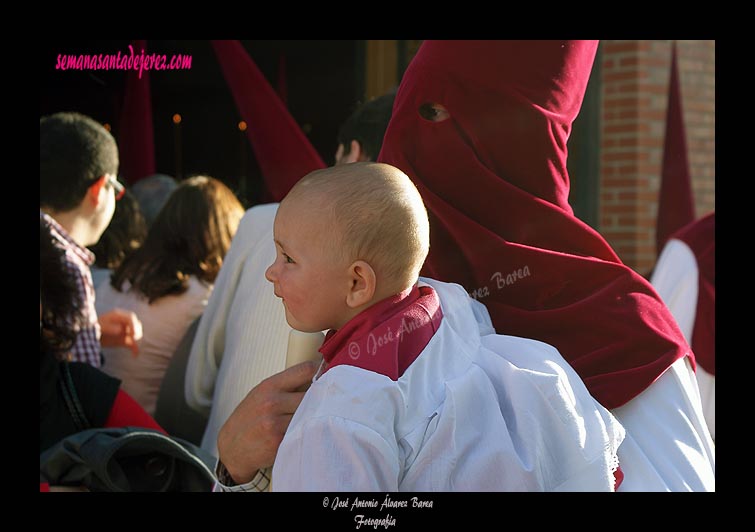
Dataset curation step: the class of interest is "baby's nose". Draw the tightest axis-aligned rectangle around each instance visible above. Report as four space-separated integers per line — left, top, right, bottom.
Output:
264 261 277 283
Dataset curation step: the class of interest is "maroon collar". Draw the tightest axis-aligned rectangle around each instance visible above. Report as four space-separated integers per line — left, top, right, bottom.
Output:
319 284 443 380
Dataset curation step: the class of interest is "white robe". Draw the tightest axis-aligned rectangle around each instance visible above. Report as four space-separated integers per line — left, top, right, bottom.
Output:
184 203 292 457
611 356 715 491
650 238 715 442
273 278 625 491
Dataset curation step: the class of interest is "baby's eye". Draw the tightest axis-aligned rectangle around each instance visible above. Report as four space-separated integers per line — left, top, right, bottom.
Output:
284 253 295 264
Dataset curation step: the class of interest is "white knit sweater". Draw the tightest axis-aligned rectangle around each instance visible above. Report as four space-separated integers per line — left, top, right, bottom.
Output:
185 203 292 457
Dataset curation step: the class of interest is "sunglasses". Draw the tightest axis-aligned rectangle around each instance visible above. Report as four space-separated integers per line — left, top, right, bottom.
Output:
106 174 126 201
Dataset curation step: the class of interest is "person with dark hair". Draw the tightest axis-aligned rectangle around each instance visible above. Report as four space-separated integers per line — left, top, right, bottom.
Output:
40 111 142 367
130 173 179 228
96 175 245 416
40 218 165 458
184 94 397 489
335 90 396 165
89 188 148 290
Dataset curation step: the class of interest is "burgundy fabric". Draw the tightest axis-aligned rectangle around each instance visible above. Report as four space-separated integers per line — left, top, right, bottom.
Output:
379 41 691 409
211 40 325 202
319 285 443 381
656 42 695 255
105 389 167 434
673 212 715 375
277 51 288 106
117 39 156 185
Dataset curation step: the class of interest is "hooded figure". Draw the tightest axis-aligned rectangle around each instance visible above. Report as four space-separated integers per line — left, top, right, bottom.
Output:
652 212 715 440
379 40 714 491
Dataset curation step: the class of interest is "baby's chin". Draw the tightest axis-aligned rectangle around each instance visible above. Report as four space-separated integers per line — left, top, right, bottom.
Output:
284 311 322 333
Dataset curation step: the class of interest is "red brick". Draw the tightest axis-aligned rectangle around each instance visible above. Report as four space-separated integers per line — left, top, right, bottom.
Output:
602 151 638 162
604 96 650 108
617 109 637 120
685 100 715 112
605 70 648 82
640 57 670 68
617 164 640 175
603 41 640 54
603 122 650 134
636 217 657 228
636 244 657 256
601 204 638 213
619 56 640 67
637 164 662 175
617 190 643 200
611 82 641 94
636 83 668 95
638 109 666 121
619 136 663 149
636 191 659 202
602 230 643 240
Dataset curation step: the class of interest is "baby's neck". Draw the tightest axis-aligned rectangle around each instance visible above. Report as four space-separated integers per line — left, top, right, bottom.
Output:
336 280 417 330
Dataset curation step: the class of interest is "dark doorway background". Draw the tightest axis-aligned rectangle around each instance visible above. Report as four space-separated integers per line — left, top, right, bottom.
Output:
567 43 601 231
41 40 360 207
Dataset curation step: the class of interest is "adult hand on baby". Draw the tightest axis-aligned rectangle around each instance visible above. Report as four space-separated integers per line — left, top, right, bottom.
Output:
217 360 320 485
99 308 143 356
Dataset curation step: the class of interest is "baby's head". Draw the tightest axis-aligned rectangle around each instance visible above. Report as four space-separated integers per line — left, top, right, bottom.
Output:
265 162 429 333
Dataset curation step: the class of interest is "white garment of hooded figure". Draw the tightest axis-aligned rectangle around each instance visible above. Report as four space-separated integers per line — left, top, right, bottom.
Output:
650 238 715 441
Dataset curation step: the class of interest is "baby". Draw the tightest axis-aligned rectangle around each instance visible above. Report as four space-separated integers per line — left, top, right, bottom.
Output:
266 162 625 491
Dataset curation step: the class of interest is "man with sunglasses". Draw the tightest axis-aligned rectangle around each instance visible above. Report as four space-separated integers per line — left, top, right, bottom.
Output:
40 112 142 368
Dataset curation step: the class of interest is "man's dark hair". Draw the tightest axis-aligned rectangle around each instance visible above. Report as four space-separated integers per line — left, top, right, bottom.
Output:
337 89 396 162
40 112 119 212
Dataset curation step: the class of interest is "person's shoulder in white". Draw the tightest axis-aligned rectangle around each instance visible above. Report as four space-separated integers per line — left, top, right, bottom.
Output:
237 203 280 245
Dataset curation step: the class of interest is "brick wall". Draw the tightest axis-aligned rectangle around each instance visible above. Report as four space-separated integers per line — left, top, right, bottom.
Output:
677 40 716 218
599 40 715 273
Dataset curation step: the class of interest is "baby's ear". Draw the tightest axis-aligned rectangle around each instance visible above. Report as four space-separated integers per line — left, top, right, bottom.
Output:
346 260 376 308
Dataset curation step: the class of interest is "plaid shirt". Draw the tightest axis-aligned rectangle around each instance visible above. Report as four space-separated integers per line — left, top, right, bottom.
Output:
213 463 270 492
41 211 102 367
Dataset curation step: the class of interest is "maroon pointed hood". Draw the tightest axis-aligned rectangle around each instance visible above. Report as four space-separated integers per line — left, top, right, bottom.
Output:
379 40 691 409
656 43 695 255
118 39 156 185
212 40 325 201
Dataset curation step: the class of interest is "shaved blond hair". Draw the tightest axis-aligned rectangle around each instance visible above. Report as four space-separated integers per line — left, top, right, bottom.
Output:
285 162 430 294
